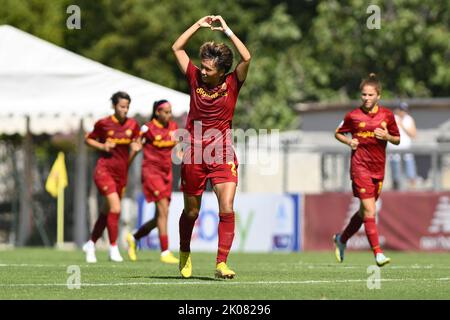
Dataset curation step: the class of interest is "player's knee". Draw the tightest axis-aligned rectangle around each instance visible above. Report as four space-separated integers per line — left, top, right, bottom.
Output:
185 208 199 219
109 203 121 213
220 203 234 213
362 208 376 218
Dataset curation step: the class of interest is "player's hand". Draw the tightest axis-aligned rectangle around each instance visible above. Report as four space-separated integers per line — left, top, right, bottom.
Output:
210 15 228 32
349 138 359 150
197 16 213 28
130 140 142 153
374 122 389 141
103 140 116 152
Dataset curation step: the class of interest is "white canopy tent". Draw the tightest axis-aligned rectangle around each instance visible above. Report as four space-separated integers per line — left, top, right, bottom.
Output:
0 25 190 135
0 25 190 247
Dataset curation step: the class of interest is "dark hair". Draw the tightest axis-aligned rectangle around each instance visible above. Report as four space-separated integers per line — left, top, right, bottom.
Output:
199 41 233 74
110 91 131 106
151 100 169 120
360 73 382 94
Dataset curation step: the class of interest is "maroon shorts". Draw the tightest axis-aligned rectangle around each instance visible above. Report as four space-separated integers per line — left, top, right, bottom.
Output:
180 160 238 196
94 167 126 198
352 175 383 200
141 166 172 203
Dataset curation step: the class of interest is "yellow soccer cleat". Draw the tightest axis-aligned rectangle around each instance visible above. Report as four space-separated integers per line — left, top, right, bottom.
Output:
126 233 137 262
333 233 345 263
215 262 236 279
160 251 179 264
179 251 192 278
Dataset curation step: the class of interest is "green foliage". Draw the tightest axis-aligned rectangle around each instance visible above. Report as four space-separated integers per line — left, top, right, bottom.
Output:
1 0 449 130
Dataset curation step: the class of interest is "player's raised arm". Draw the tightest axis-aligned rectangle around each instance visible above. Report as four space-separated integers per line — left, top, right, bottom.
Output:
172 16 214 74
210 15 251 82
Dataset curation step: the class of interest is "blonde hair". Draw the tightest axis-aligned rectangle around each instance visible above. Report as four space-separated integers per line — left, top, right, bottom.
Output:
360 73 382 94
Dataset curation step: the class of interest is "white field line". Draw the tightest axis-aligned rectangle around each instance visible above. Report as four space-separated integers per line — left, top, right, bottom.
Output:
1 263 450 269
1 278 450 288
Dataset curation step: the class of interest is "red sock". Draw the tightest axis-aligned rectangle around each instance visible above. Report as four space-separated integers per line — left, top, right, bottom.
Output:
363 217 382 255
216 212 235 264
90 213 107 243
106 212 120 246
159 234 168 252
179 211 197 252
340 212 363 244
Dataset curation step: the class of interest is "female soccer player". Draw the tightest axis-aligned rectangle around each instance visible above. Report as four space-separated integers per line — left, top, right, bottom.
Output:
126 100 179 264
172 15 251 278
334 73 400 267
83 91 141 263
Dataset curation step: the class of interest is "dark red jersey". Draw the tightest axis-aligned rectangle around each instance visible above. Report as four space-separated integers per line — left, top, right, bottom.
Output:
87 115 140 180
184 60 244 161
336 105 400 179
141 119 178 173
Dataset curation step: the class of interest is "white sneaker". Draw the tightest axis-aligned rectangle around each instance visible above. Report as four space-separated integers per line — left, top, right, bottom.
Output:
109 244 123 262
375 253 391 267
82 240 97 263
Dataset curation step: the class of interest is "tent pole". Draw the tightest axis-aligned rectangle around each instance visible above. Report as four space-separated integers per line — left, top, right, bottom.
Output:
17 116 33 246
73 118 88 248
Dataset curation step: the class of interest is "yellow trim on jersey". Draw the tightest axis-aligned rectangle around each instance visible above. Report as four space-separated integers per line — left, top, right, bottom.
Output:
111 115 120 123
106 137 132 145
152 140 176 148
152 119 164 129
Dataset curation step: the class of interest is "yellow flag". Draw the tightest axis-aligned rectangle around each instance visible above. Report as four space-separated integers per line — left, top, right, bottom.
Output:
45 152 68 198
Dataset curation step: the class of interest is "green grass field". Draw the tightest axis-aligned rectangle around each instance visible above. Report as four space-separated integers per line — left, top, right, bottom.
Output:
1 248 449 299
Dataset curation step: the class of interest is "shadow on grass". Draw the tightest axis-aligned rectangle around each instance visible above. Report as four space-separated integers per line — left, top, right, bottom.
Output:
125 275 219 281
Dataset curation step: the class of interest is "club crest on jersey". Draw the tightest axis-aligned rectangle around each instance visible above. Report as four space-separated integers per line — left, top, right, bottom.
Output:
155 135 162 141
360 188 366 193
125 129 133 137
107 130 114 136
381 121 387 128
359 122 366 128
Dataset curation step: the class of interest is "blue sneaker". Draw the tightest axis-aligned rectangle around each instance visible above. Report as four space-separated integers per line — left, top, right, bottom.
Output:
333 234 346 263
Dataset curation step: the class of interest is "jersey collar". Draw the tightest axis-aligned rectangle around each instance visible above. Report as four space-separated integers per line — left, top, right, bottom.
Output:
152 118 164 128
361 104 379 116
111 115 126 124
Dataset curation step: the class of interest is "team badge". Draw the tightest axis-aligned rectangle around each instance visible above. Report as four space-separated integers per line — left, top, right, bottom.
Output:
125 129 132 137
359 122 366 128
155 135 162 141
381 121 387 128
107 130 114 136
360 188 366 193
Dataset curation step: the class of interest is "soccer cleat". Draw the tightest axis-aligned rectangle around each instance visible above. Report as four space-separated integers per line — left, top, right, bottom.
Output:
126 233 137 262
82 241 97 263
375 253 391 267
109 244 124 262
215 262 236 279
160 250 179 264
333 233 346 263
179 251 192 278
